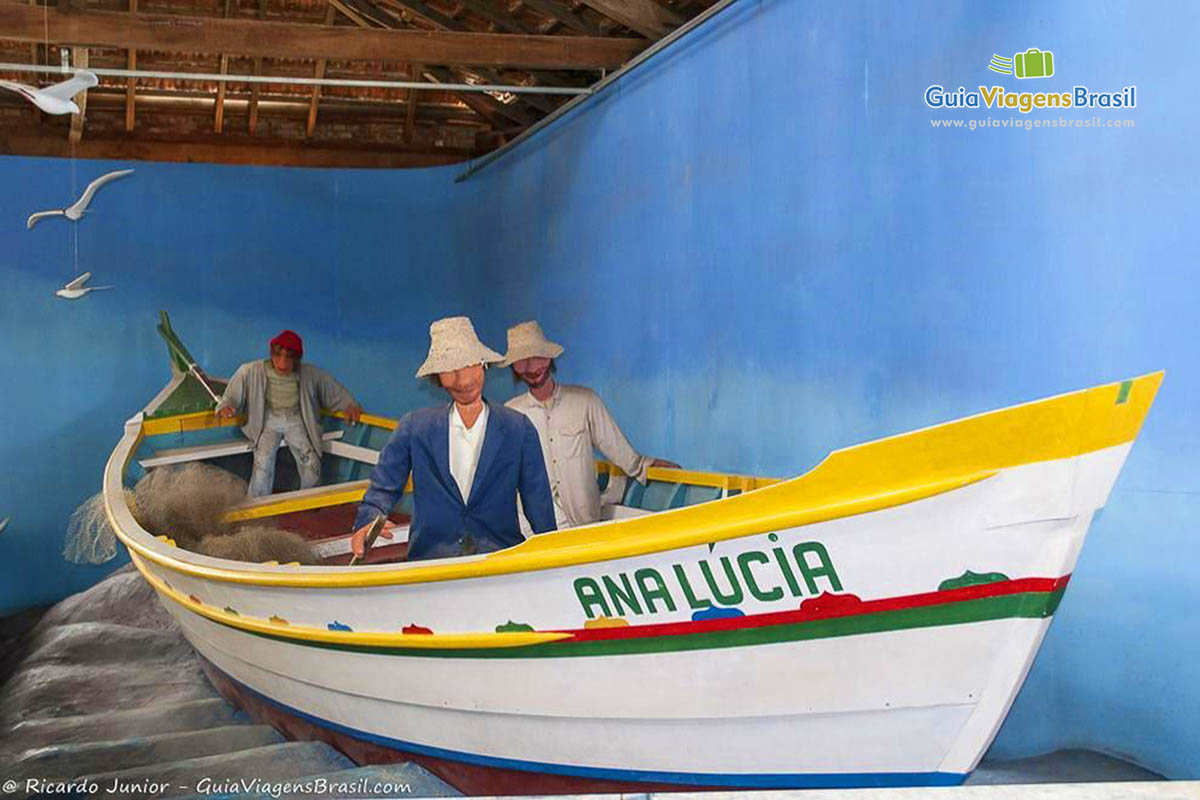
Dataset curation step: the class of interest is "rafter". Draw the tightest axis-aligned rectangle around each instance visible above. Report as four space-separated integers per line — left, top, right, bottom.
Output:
327 1 542 130
248 0 267 134
306 3 338 138
454 0 535 34
0 5 645 70
68 47 88 144
519 0 606 36
27 0 39 123
213 0 232 133
125 0 137 132
404 61 420 142
424 65 535 127
0 129 474 168
352 0 561 117
577 0 683 39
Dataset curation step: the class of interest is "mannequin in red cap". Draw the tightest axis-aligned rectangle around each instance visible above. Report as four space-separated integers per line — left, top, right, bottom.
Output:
216 330 363 497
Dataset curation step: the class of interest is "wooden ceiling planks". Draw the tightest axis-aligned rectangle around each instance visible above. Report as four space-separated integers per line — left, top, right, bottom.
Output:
0 0 716 167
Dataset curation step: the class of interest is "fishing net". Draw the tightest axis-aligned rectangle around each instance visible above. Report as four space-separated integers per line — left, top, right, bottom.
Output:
64 463 316 565
62 490 134 565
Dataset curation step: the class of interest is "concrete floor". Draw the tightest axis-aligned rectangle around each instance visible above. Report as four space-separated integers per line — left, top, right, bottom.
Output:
969 748 1165 785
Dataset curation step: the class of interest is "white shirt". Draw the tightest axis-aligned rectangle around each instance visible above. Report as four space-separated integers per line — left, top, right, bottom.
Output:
507 384 651 528
448 402 489 503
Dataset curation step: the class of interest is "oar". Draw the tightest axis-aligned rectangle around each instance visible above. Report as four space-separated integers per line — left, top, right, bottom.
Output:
348 514 388 567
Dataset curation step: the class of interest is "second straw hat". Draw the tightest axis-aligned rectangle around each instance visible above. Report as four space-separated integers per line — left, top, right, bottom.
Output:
415 316 503 378
498 320 565 367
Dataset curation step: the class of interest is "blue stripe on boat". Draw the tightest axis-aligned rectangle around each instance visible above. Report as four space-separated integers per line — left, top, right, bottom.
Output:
221 669 966 789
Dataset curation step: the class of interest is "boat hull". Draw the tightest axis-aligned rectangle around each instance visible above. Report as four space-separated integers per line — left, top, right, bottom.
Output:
138 444 1119 789
107 368 1162 794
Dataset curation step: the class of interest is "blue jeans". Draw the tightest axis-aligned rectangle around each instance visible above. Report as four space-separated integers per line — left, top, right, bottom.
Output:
248 412 321 497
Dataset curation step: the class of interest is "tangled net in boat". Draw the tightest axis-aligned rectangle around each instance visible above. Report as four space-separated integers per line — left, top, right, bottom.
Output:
131 462 247 549
64 463 319 566
62 490 134 565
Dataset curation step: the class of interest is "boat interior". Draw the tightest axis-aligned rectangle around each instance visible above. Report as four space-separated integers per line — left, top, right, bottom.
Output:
129 372 777 568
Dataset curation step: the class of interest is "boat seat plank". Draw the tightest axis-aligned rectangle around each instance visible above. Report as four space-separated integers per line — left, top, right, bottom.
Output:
140 430 345 469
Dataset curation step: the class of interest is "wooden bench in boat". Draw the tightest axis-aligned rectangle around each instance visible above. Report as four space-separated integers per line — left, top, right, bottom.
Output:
138 429 384 469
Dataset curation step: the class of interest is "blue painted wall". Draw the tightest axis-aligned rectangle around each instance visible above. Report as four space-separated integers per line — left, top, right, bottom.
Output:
0 0 1196 781
453 0 1199 780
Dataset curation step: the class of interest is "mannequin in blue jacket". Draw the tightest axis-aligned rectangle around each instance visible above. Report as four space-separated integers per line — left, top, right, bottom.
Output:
351 317 556 561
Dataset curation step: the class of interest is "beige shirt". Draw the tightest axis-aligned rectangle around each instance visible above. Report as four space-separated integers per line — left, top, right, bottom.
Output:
448 402 489 503
507 384 651 528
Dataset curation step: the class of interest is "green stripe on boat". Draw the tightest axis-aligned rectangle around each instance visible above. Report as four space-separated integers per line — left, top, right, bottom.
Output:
217 587 1066 659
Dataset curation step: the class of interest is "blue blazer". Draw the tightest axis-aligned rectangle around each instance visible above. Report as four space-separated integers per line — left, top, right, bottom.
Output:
353 400 557 561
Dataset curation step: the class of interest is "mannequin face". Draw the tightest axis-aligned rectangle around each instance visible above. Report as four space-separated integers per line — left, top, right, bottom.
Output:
513 357 553 389
439 364 485 406
270 348 299 375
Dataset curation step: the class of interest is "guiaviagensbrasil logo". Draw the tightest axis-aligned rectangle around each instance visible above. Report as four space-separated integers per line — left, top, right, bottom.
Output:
989 48 1054 79
925 47 1136 114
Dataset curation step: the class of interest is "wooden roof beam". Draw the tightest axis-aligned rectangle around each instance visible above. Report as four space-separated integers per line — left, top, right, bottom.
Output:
248 0 267 134
213 0 232 133
404 61 419 142
454 0 535 34
68 47 87 144
576 0 683 39
125 0 137 132
326 1 542 130
0 5 645 69
518 0 606 36
0 129 475 168
306 3 338 138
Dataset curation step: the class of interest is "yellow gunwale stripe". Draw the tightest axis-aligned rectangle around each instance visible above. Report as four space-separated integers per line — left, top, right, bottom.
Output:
224 482 373 522
115 471 995 587
129 552 571 649
111 372 1162 590
142 411 246 437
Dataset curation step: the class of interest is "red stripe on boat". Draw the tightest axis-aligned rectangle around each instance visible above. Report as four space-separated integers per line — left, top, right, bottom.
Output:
557 575 1071 642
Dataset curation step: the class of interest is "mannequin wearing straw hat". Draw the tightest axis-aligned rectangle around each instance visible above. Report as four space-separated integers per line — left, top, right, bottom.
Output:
349 317 557 562
501 321 680 530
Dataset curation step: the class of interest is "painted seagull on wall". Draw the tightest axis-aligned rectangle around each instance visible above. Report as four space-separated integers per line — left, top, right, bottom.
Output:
55 272 113 300
0 70 98 115
27 169 135 229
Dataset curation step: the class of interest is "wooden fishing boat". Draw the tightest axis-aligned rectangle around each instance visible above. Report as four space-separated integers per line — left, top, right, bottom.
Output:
105 314 1162 793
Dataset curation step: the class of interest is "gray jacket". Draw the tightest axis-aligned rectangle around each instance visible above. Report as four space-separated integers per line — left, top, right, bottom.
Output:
217 360 357 455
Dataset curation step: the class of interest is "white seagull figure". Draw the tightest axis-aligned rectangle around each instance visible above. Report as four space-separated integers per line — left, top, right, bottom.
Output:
0 70 98 115
0 517 8 535
55 272 113 300
27 169 135 229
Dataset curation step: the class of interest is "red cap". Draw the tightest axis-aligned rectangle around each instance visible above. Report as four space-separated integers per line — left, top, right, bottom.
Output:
269 330 303 358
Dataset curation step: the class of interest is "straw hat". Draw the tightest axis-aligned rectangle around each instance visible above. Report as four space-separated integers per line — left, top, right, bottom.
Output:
414 316 503 378
498 320 564 367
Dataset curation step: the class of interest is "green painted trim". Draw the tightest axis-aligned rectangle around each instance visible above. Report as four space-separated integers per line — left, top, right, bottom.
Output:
938 570 1010 591
220 586 1066 660
1116 380 1133 404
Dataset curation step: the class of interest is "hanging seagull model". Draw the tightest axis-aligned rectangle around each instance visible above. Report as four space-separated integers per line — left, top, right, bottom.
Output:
55 272 113 300
27 169 135 229
0 70 98 115
0 517 8 535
